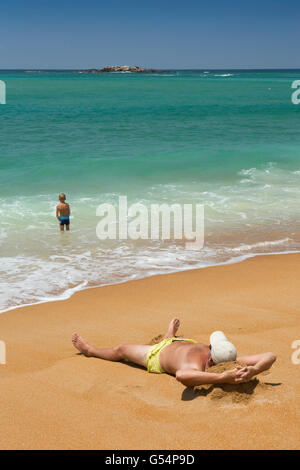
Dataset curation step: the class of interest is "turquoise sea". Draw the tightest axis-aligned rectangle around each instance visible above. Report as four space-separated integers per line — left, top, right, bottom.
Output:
1 69 300 312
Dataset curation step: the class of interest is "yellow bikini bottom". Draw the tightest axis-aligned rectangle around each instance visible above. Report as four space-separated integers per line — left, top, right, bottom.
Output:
146 337 196 374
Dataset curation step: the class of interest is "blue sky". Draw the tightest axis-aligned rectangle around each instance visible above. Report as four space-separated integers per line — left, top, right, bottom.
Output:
1 0 299 69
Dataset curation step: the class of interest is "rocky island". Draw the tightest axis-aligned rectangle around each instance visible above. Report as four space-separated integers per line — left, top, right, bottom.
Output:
76 65 164 73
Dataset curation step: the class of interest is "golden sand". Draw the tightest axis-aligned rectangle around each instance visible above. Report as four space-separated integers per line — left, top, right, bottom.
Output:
0 253 299 449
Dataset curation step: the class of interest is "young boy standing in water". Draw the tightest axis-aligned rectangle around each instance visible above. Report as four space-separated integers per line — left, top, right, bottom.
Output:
56 193 70 232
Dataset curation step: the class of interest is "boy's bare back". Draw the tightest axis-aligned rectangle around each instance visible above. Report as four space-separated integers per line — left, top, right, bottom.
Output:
56 201 70 217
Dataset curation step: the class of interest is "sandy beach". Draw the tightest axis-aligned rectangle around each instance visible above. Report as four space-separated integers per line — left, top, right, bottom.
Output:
0 253 299 450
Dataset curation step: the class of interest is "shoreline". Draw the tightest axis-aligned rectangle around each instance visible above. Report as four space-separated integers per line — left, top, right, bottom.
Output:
2 247 300 316
0 252 299 449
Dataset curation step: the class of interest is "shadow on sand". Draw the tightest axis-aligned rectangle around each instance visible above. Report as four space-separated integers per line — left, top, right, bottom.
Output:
182 379 282 402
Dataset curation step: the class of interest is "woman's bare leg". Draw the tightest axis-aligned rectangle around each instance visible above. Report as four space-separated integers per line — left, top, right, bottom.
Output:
72 333 151 368
72 318 181 367
163 317 180 339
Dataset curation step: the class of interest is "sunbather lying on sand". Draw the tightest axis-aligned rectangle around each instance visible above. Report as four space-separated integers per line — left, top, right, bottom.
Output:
72 317 276 385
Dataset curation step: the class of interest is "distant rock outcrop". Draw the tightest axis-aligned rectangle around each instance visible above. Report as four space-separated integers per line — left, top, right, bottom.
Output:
76 65 164 74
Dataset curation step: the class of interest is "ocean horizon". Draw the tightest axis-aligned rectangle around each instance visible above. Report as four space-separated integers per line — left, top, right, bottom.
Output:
1 68 300 313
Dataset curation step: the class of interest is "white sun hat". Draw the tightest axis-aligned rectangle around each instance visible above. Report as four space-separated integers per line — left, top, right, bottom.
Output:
210 331 237 364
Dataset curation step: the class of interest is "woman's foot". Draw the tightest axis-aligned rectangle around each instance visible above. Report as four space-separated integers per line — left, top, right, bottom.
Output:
164 317 180 338
72 333 93 357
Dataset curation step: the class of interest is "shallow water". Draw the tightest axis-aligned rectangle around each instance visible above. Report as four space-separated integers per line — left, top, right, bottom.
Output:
1 69 300 312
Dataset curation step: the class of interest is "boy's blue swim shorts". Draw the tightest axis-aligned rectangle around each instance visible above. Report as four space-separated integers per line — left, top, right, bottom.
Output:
59 217 70 225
